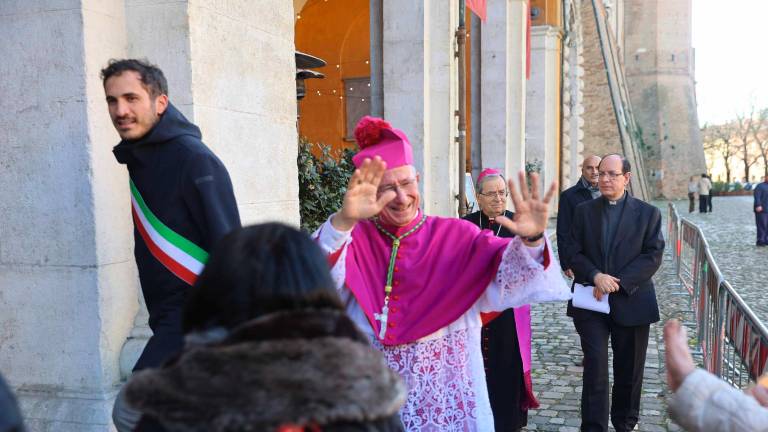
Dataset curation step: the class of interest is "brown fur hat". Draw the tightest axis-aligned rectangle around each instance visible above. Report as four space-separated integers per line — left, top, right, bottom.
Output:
124 309 405 432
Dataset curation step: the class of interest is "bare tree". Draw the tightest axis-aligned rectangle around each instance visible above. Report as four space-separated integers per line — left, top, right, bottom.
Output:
702 122 738 183
749 107 768 178
734 108 761 181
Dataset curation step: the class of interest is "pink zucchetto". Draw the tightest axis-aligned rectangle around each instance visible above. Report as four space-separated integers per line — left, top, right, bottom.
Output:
352 116 414 169
477 168 503 184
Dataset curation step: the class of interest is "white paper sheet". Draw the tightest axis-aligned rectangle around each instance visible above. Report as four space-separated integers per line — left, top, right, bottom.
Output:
572 283 610 314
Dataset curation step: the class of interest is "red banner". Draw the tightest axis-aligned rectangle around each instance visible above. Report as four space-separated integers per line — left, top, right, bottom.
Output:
526 1 531 79
467 0 487 21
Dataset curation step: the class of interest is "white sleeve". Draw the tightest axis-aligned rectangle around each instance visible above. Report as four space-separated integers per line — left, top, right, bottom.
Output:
668 369 768 432
312 214 353 291
478 235 572 312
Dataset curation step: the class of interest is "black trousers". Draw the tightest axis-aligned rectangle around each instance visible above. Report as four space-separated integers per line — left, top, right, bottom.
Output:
688 192 695 213
483 309 527 431
573 313 650 432
699 195 709 213
756 211 768 245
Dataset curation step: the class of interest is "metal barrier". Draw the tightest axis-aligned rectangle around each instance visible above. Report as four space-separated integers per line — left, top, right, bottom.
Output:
666 202 768 386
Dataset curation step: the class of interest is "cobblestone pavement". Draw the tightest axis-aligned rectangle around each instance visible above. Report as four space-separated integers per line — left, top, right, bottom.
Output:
671 196 768 324
522 219 692 431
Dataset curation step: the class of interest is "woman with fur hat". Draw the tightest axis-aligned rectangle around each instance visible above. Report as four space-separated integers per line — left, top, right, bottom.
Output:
124 223 406 432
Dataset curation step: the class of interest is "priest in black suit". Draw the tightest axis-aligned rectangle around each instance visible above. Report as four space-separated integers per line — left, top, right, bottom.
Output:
463 168 537 432
568 154 665 432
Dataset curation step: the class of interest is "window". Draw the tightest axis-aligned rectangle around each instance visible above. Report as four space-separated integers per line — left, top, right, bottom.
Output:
343 77 371 140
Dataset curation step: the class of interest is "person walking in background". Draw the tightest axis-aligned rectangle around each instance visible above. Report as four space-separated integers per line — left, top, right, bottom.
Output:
557 155 601 279
102 58 241 431
687 175 698 213
463 168 538 432
568 154 665 432
125 224 407 431
706 174 714 212
698 174 712 213
754 175 768 246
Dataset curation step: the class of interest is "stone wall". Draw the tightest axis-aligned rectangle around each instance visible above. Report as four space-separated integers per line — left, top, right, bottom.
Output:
623 0 706 198
580 0 623 160
0 1 135 430
561 0 586 189
0 1 299 429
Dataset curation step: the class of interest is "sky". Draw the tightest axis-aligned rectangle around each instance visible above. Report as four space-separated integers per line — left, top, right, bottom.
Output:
693 0 768 125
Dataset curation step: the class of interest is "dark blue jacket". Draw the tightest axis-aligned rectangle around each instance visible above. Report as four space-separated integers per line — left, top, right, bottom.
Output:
556 179 595 271
113 103 241 369
754 181 768 211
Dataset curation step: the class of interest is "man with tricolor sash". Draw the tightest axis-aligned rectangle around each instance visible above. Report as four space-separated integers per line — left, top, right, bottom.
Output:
102 59 241 431
313 116 571 431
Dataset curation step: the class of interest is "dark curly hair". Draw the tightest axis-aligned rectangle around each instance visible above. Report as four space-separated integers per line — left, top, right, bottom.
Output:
100 58 168 98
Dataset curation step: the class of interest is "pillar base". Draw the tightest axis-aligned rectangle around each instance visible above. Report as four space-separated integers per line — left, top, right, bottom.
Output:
17 387 118 432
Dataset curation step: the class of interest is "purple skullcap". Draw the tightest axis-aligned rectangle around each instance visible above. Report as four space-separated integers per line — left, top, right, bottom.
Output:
477 168 503 184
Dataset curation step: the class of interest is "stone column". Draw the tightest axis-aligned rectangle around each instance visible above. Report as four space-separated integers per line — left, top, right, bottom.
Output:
382 0 459 217
480 0 528 188
127 0 299 225
526 25 562 211
0 1 137 430
561 0 586 190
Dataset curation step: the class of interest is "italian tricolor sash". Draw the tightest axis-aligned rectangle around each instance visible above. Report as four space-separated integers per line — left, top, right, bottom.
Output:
129 179 208 285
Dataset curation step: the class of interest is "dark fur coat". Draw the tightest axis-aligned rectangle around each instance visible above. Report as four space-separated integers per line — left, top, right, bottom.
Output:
125 309 406 432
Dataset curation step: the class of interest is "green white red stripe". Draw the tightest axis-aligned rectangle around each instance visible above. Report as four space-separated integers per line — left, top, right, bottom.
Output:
129 179 208 285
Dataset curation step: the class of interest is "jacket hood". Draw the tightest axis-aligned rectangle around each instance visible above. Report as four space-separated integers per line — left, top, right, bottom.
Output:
124 309 406 432
113 103 201 165
0 374 25 432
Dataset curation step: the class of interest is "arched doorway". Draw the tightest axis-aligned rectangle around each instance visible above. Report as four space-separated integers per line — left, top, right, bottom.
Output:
295 0 370 152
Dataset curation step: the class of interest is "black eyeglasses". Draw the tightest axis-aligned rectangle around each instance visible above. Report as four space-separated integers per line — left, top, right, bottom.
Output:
597 171 626 181
478 190 508 199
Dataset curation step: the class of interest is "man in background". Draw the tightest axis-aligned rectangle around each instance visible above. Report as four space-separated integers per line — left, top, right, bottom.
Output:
556 155 601 278
698 173 712 213
754 175 768 246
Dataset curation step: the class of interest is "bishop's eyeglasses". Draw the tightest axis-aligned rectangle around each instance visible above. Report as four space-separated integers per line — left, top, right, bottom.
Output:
478 190 508 199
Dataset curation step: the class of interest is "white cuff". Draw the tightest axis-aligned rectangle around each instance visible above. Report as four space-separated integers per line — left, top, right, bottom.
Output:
524 240 545 262
316 213 353 252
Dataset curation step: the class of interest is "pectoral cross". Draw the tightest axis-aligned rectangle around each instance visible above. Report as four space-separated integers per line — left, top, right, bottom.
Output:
374 302 390 339
372 214 427 342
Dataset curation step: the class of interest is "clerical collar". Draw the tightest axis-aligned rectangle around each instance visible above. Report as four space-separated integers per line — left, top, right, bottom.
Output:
375 209 424 237
604 191 627 206
479 211 504 236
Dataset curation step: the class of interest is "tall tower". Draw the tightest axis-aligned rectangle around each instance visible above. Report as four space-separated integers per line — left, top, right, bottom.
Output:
623 0 706 198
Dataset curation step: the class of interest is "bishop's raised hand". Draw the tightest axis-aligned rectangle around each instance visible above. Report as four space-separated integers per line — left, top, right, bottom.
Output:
495 171 557 239
332 156 396 231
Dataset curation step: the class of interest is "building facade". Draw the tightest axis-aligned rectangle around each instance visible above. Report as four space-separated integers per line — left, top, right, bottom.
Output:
0 0 702 429
0 1 298 429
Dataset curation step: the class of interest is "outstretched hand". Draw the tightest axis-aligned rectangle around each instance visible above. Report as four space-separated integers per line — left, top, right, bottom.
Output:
332 156 396 231
663 319 696 392
495 171 557 239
